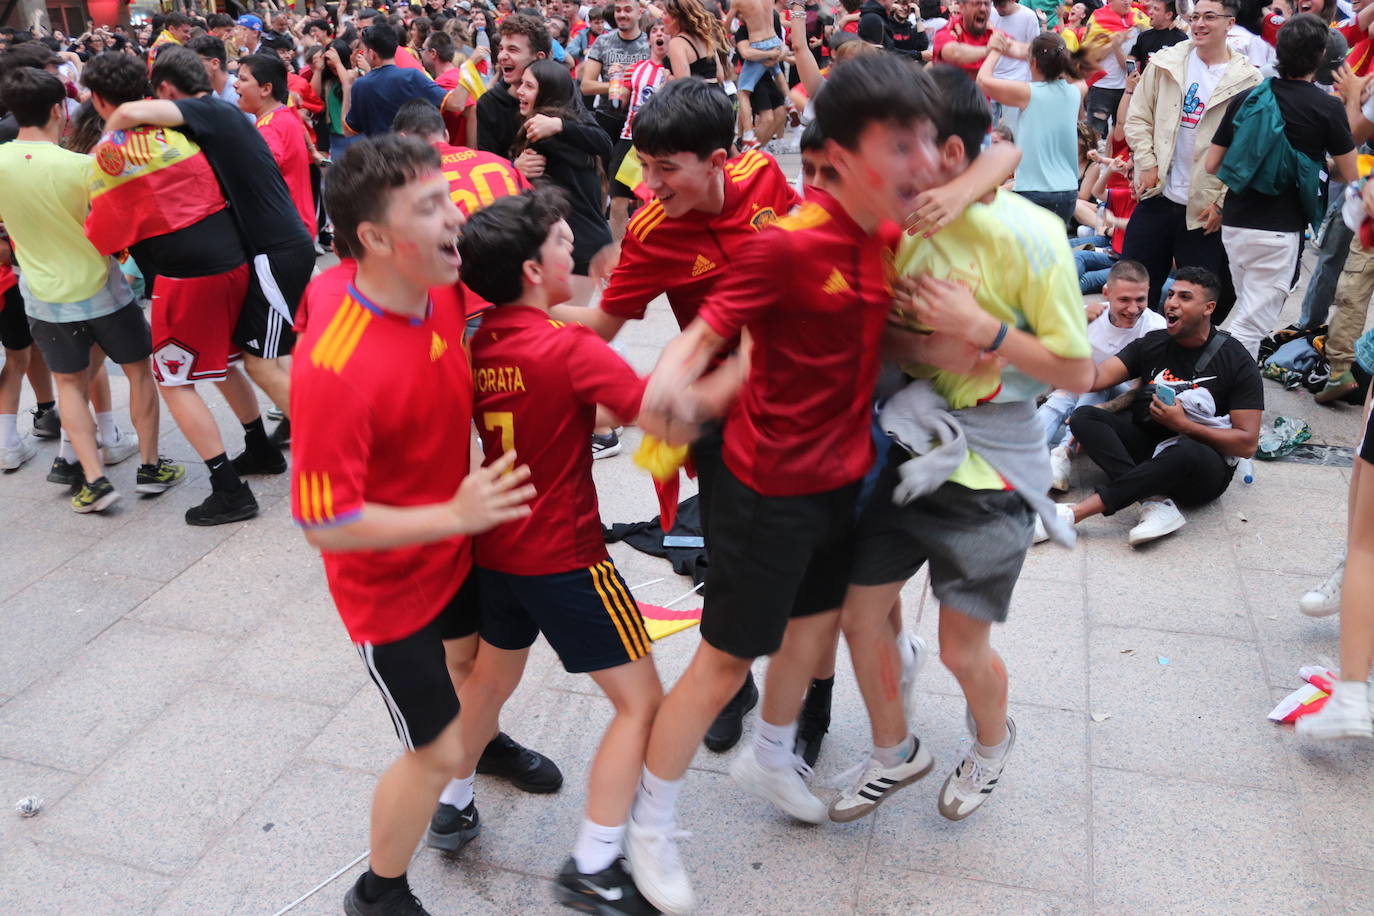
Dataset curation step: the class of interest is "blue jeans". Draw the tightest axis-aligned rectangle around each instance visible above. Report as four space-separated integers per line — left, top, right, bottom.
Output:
1298 181 1351 330
1073 236 1118 294
1019 189 1078 229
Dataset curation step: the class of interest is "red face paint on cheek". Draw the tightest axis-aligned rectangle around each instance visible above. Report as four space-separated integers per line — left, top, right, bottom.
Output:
864 163 886 190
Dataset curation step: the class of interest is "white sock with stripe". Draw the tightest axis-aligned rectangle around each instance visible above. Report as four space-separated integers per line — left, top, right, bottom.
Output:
571 819 625 874
753 718 797 770
439 774 474 810
874 734 915 768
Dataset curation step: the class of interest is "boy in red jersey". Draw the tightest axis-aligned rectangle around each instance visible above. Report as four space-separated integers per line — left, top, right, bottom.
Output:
236 54 316 240
290 134 536 916
455 188 662 914
624 55 1005 914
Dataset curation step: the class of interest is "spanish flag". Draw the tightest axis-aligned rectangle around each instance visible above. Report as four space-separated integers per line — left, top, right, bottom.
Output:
615 146 653 203
85 127 230 257
457 57 489 103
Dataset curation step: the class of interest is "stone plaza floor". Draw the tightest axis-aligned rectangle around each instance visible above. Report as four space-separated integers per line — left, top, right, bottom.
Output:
2 200 1372 914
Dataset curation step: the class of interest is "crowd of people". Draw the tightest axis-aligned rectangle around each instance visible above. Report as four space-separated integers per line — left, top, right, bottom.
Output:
1 0 1373 913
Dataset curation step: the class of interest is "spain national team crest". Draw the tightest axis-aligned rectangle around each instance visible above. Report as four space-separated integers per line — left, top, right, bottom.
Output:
750 207 778 231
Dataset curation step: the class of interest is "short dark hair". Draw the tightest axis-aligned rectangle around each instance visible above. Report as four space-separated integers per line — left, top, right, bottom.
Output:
186 33 228 67
926 64 989 163
0 42 59 78
1106 259 1149 286
208 13 236 30
82 51 149 106
240 53 289 103
1172 265 1220 303
362 22 402 58
424 29 455 62
498 13 552 57
1275 13 1328 79
459 188 571 305
814 53 936 150
0 66 65 127
150 45 213 95
632 77 733 158
165 12 195 29
799 118 825 153
391 95 446 136
325 133 443 261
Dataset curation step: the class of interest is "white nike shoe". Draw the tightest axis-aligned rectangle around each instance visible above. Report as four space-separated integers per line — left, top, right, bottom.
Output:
625 818 697 914
729 749 827 824
98 428 140 466
1296 681 1374 741
937 716 1016 821
1048 444 1071 493
828 736 935 822
0 435 38 471
1128 498 1185 546
1299 559 1344 617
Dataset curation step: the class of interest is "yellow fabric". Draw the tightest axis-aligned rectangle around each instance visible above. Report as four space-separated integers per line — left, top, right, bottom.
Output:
634 434 689 482
894 189 1091 490
616 145 644 192
0 142 108 304
458 59 488 102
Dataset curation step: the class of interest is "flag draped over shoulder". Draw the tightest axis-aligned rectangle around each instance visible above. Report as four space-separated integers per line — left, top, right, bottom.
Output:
85 127 229 256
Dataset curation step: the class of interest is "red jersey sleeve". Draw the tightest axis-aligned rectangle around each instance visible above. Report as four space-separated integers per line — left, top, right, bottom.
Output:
599 231 662 321
696 229 787 342
933 25 959 61
258 116 290 170
563 325 646 421
290 365 371 529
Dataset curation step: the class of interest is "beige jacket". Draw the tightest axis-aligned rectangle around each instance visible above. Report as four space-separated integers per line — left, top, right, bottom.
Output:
1124 40 1260 230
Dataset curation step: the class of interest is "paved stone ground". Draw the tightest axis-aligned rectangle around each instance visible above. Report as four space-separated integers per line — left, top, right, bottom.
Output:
3 172 1373 913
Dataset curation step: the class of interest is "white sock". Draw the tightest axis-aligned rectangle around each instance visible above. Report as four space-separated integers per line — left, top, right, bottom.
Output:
0 414 19 449
1330 679 1371 709
631 765 682 830
753 718 798 770
96 411 118 443
895 629 915 671
438 774 474 810
873 734 914 768
571 819 625 874
974 726 1011 760
59 433 75 461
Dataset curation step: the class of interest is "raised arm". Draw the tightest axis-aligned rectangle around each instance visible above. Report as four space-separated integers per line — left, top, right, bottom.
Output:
103 99 185 132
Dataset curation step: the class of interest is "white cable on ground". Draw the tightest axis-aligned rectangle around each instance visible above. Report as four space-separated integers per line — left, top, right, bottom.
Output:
272 849 369 916
663 582 705 608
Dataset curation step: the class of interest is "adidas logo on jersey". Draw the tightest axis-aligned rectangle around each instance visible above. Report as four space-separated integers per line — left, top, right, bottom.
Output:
822 268 850 296
430 331 449 362
691 254 717 277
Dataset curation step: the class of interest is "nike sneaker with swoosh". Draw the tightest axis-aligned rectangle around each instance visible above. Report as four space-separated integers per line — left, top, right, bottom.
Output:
553 856 659 914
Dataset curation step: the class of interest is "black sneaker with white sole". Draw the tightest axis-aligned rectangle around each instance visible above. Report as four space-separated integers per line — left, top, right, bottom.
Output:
425 799 480 852
591 430 621 459
31 406 60 439
342 874 430 915
553 856 659 914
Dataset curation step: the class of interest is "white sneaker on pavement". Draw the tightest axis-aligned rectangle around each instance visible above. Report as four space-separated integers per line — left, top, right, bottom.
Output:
0 435 38 471
98 428 140 466
1295 681 1373 741
1033 502 1076 544
828 736 935 822
899 633 930 724
1299 559 1344 617
1049 445 1071 492
1128 498 1185 546
625 817 697 914
729 749 827 824
937 717 1016 821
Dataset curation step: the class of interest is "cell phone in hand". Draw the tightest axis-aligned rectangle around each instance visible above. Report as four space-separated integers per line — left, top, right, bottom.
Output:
1125 58 1137 75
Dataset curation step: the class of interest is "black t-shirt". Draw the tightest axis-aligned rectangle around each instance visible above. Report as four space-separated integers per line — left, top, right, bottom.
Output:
1132 28 1187 69
1116 328 1265 442
1213 79 1354 232
476 80 520 158
0 114 17 145
130 209 245 279
173 95 312 255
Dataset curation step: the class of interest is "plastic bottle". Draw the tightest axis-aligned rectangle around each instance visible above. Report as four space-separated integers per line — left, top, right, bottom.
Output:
609 63 625 108
1236 456 1254 484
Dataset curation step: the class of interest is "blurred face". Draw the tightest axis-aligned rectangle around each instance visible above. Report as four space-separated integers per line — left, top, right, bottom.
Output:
196 52 222 84
639 149 727 217
238 25 259 45
1105 277 1150 328
498 31 538 84
1162 280 1215 337
235 65 271 113
1188 0 1233 49
662 8 681 34
172 22 193 41
828 118 941 225
515 67 539 113
532 219 575 303
614 0 639 32
1299 0 1324 13
1068 2 1087 23
963 0 991 32
1108 0 1129 15
648 21 667 57
1148 0 1173 27
366 170 465 286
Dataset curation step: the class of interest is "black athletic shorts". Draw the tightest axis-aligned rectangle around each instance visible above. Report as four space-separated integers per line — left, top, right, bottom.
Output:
750 66 786 112
355 575 479 751
236 241 315 359
27 300 151 374
477 559 651 673
699 464 859 659
1 285 30 351
689 418 725 548
610 138 637 200
850 450 1034 624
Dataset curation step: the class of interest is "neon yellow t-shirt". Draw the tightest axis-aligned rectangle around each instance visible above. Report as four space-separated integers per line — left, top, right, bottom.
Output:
894 189 1090 489
0 141 107 305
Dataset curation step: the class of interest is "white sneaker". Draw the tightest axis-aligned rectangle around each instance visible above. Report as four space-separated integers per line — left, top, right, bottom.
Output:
937 716 1016 821
99 428 140 466
1048 445 1071 493
1295 682 1373 741
1128 498 1185 546
729 749 827 824
625 818 697 914
828 736 935 822
1033 502 1076 545
1299 559 1344 617
0 436 38 471
899 633 931 724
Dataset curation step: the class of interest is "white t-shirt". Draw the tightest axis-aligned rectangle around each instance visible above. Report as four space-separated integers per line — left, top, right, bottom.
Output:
1226 24 1274 68
990 4 1039 81
1096 26 1138 89
1088 304 1167 365
1163 49 1228 205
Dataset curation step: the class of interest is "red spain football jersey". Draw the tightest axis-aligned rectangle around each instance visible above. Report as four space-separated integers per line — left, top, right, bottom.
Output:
290 263 474 644
469 305 645 575
600 150 800 330
696 188 899 498
256 106 315 240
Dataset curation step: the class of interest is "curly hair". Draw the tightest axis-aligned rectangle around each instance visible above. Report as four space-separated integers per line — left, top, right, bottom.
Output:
663 0 731 55
498 12 552 58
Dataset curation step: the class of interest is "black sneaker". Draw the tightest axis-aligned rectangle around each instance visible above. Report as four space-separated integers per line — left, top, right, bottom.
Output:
704 671 757 753
71 476 119 514
553 856 659 914
794 681 833 768
230 447 286 476
425 799 480 852
135 458 187 495
591 430 621 460
342 873 430 915
476 732 563 793
269 417 291 448
30 406 60 439
46 456 82 487
185 484 259 526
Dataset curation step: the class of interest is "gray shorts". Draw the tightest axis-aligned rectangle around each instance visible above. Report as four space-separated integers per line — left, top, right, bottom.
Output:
27 300 152 374
850 451 1033 623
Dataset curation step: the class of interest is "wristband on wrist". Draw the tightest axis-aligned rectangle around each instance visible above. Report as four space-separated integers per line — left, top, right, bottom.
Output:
987 321 1009 352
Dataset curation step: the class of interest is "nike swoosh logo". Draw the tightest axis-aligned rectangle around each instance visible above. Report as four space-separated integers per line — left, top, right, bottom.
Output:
580 880 624 901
